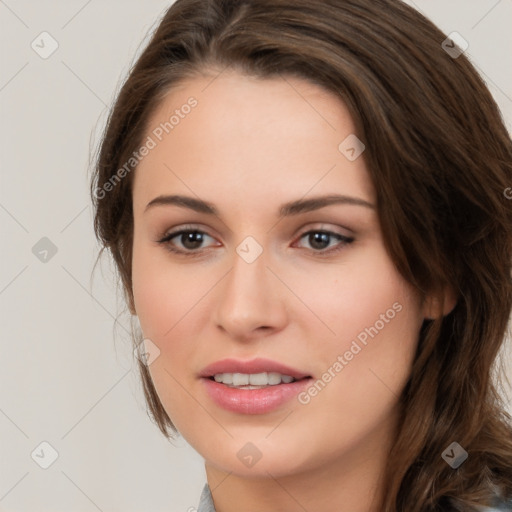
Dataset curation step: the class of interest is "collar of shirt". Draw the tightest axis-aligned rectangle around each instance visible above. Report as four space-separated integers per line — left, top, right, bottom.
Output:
197 483 511 512
197 484 216 512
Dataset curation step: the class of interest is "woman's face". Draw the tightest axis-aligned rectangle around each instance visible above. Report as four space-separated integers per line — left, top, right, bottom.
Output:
131 70 427 478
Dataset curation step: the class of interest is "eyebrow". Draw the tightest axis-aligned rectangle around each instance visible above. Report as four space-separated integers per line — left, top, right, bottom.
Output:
144 194 375 216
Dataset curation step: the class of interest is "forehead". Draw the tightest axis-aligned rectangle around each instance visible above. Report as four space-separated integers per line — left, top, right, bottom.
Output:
133 71 374 214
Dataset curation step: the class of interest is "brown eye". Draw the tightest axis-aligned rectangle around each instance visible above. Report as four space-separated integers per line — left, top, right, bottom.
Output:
309 232 331 250
158 229 218 253
179 231 206 250
297 230 354 253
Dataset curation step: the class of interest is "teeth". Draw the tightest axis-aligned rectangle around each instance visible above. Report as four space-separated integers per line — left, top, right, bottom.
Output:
268 372 281 385
249 372 267 385
212 372 297 387
214 373 233 384
232 373 249 386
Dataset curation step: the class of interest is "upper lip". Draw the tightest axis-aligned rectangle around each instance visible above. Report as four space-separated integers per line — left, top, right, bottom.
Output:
199 358 310 380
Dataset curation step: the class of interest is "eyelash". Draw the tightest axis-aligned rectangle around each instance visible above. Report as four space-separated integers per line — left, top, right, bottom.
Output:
156 225 355 257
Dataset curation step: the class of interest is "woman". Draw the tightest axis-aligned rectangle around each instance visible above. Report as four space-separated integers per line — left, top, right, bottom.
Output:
91 0 512 510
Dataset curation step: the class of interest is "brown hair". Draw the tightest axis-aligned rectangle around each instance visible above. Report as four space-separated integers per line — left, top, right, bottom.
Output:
90 0 512 510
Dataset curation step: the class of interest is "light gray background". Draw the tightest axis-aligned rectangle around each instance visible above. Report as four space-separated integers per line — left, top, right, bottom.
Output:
1 1 511 511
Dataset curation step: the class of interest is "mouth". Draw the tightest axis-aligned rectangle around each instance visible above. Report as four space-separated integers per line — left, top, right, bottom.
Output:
199 358 313 414
199 357 311 385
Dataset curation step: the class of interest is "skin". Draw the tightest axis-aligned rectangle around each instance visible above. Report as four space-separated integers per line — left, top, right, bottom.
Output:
131 70 451 512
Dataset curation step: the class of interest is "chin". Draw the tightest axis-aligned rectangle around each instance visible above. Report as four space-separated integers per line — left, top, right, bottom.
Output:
197 433 321 479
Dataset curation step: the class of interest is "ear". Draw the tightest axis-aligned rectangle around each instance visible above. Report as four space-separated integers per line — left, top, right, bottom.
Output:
422 284 458 320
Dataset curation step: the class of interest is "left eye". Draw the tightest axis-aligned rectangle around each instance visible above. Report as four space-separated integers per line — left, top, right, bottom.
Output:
296 230 354 252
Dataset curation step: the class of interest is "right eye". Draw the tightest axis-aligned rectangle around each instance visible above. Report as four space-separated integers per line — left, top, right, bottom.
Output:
157 228 221 254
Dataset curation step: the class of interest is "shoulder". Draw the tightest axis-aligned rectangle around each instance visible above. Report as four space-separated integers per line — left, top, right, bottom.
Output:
476 490 512 512
476 503 512 512
477 499 512 512
450 495 512 512
195 485 512 512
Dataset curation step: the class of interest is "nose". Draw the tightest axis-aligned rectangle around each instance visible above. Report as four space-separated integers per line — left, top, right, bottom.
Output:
213 245 288 341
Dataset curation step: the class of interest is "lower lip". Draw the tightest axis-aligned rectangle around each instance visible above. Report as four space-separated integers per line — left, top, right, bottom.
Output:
201 377 312 414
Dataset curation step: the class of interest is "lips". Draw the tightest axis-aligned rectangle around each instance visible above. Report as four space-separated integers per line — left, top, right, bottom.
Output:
199 358 313 414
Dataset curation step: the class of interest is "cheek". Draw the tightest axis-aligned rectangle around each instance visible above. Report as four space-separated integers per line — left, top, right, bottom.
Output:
291 276 420 458
131 243 222 408
131 244 208 428
132 241 212 340
285 243 419 346
304 275 421 424
289 245 422 408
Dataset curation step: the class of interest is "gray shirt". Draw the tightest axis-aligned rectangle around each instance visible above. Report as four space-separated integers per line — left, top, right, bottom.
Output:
197 484 216 512
196 483 511 512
